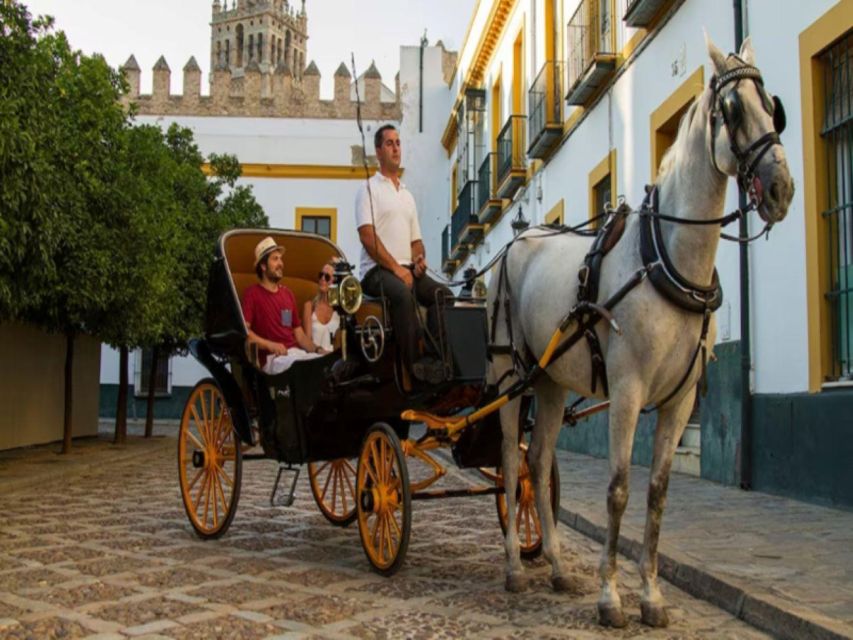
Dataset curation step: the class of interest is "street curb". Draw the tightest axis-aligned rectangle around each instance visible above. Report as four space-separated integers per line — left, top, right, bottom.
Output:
0 437 174 495
557 506 853 640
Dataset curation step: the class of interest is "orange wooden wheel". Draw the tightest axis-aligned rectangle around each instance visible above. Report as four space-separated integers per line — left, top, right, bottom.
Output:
495 442 560 559
356 423 411 576
178 379 242 539
308 458 358 526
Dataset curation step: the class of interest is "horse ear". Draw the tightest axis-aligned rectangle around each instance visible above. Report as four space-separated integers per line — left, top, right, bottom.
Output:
739 36 755 65
704 30 727 75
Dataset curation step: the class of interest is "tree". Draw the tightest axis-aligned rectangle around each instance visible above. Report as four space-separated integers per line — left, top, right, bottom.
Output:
1 3 129 452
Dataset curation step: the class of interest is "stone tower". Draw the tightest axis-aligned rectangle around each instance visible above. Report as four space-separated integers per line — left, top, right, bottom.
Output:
210 0 308 80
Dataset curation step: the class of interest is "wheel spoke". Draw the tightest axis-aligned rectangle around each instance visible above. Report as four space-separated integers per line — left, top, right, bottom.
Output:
187 466 204 492
338 465 348 514
343 462 356 503
211 471 220 529
330 462 339 511
377 512 386 564
312 460 331 478
344 459 357 475
214 467 228 519
370 514 381 553
389 511 401 538
384 513 394 560
190 405 207 445
320 460 335 502
370 440 383 484
200 391 210 440
193 469 209 513
364 457 379 485
215 462 234 488
186 429 205 451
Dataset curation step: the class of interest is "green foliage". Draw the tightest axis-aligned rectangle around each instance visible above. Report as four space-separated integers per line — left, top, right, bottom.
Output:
0 1 268 353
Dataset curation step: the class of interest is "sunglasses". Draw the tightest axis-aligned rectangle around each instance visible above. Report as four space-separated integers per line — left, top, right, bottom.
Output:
318 272 332 282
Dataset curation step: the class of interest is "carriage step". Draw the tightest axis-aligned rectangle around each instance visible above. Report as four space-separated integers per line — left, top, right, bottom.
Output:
270 464 300 507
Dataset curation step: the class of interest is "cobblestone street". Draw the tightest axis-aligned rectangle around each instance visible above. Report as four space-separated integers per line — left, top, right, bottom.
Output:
0 433 770 639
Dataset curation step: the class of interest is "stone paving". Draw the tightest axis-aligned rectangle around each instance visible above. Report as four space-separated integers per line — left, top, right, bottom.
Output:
553 450 853 639
0 432 770 639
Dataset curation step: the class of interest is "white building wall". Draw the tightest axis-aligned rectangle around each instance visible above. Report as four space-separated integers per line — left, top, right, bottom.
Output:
443 0 841 396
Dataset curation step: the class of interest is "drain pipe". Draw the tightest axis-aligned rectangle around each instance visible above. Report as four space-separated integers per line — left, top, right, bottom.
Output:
419 31 427 133
734 0 753 490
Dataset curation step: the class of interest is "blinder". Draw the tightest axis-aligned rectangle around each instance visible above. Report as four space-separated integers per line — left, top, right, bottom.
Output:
717 70 786 135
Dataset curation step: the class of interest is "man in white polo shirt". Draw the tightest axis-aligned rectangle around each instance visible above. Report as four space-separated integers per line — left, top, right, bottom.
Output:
356 124 450 384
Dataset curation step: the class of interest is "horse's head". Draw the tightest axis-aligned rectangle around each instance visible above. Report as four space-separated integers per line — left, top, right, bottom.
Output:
706 35 794 224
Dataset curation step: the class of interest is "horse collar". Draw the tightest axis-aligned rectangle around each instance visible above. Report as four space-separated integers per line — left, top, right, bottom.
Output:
640 187 724 314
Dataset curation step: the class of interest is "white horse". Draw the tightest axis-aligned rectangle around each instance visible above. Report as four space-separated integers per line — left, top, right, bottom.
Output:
488 36 794 628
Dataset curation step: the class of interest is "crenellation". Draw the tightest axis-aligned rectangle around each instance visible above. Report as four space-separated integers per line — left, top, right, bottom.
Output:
152 56 171 102
121 58 401 120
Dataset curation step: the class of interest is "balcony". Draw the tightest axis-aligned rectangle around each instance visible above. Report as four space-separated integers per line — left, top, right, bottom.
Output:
441 224 457 275
451 180 483 260
496 115 527 200
476 152 503 225
565 0 617 106
528 61 564 159
624 0 672 27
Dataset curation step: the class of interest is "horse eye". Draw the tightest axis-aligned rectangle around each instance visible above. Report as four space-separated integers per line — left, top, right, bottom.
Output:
772 95 787 134
723 92 743 128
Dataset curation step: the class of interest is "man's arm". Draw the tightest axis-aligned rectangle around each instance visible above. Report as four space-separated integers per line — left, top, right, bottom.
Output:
411 239 427 278
358 225 413 288
293 327 322 354
246 327 287 356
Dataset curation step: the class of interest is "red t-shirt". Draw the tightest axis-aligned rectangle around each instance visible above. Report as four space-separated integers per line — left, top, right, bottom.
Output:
241 283 301 366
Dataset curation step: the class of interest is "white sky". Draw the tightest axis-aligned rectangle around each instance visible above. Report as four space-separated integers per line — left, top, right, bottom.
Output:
23 0 475 97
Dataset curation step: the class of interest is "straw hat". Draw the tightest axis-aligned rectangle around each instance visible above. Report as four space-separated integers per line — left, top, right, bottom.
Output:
253 236 285 268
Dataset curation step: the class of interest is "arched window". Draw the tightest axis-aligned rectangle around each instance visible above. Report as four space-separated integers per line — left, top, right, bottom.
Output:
248 34 254 61
284 30 291 67
236 24 244 66
216 41 222 66
225 39 231 65
277 38 282 63
257 33 263 62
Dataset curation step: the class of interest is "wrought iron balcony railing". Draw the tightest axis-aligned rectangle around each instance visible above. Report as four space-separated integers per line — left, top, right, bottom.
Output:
566 0 617 105
528 60 564 158
496 115 527 199
451 179 481 254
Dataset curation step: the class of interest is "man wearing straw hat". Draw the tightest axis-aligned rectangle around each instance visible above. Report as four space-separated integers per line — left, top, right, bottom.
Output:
242 236 327 375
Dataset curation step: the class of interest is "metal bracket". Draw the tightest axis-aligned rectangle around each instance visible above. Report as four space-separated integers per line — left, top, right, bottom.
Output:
270 463 300 507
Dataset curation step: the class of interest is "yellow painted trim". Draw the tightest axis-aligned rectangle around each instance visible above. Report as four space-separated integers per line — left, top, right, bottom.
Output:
441 0 518 153
622 28 647 60
545 198 564 225
492 70 502 153
588 149 617 220
512 24 524 115
800 1 852 392
295 207 337 244
649 65 705 181
201 163 384 180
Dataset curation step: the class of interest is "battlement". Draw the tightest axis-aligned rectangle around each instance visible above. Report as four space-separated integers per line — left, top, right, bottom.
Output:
121 55 402 120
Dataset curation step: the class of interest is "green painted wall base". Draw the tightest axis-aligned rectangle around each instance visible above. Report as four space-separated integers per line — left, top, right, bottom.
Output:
752 390 853 509
99 384 192 421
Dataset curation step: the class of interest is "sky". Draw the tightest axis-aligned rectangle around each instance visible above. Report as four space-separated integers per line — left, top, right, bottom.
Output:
23 0 476 97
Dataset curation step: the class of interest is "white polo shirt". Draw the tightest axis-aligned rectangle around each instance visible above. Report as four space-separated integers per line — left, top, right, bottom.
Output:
355 172 422 278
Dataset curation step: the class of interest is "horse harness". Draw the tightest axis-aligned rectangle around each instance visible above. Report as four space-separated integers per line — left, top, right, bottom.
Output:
483 55 786 416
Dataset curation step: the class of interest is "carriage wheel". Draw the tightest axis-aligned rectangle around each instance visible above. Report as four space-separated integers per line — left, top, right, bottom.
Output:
495 447 560 559
178 379 242 539
308 458 358 526
356 423 411 576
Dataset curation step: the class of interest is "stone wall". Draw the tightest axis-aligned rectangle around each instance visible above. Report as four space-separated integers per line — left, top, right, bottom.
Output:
121 56 402 121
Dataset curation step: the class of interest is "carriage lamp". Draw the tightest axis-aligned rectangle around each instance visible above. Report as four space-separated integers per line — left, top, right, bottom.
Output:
329 275 363 315
511 206 530 235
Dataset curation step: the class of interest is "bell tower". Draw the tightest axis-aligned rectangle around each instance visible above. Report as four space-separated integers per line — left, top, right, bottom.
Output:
210 0 308 79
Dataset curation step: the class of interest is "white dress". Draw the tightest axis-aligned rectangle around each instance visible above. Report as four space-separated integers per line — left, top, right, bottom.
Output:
311 309 340 352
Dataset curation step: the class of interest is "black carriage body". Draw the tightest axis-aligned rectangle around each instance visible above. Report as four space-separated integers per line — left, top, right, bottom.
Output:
192 228 493 467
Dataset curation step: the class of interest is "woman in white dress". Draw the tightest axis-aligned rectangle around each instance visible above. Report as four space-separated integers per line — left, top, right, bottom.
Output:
302 261 340 352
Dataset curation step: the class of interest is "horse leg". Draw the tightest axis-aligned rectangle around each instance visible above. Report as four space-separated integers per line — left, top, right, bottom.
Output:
638 392 694 628
527 376 580 593
598 387 642 628
499 394 526 592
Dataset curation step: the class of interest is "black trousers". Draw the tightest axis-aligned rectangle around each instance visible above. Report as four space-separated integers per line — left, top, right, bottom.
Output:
362 266 452 369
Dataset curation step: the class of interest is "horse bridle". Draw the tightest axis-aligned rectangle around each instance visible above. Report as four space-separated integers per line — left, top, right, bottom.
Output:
709 57 787 213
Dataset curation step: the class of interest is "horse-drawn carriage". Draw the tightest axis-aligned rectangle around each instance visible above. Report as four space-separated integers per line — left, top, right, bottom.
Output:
178 229 557 575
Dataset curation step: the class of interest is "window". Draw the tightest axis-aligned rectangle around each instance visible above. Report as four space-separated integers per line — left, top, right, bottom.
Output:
135 349 171 398
236 24 244 67
823 32 853 381
295 207 337 243
588 149 616 226
545 199 564 225
802 3 853 390
650 67 704 181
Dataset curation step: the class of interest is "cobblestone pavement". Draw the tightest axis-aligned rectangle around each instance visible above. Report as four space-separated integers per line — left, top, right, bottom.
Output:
553 450 853 639
0 433 770 639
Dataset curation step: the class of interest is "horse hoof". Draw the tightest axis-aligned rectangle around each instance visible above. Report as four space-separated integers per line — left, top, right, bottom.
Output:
641 602 669 628
505 574 528 593
598 604 627 628
552 574 590 594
